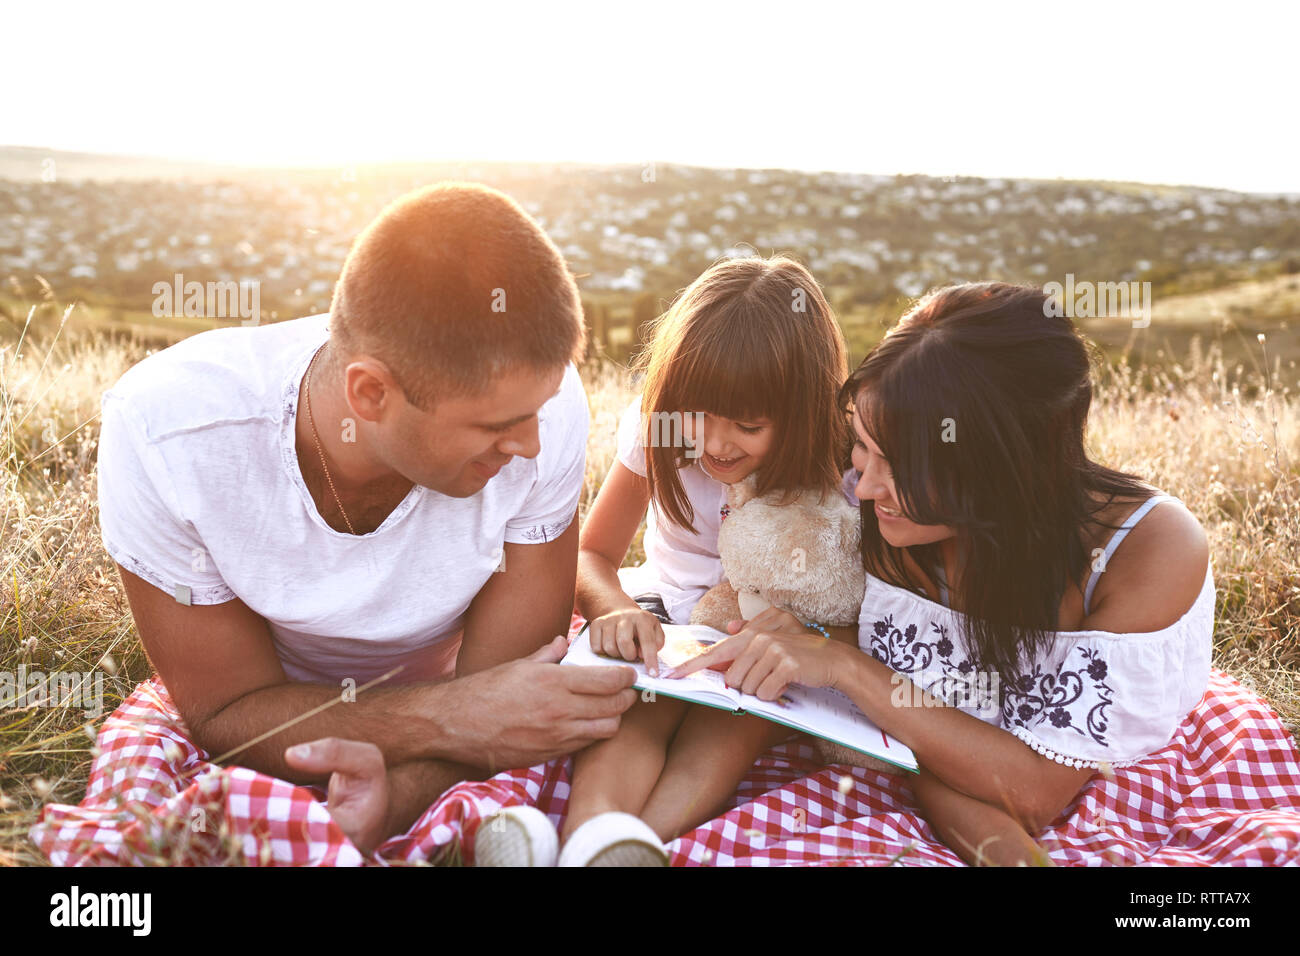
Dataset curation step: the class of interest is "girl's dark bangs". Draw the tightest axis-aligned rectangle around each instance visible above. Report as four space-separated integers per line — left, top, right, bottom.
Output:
663 308 778 422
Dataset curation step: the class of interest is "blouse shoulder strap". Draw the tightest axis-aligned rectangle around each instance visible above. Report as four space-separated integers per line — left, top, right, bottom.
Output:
1083 494 1176 616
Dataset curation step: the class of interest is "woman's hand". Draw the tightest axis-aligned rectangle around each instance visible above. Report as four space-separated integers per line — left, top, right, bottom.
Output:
666 607 844 700
722 606 810 637
588 606 667 676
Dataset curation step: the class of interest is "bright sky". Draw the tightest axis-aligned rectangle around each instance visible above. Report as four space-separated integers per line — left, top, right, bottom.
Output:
7 0 1297 193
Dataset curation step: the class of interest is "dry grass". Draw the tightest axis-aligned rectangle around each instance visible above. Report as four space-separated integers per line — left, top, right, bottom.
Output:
1 302 1296 867
1088 337 1300 732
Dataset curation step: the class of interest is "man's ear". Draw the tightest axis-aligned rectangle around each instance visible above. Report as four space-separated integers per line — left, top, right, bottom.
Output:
342 357 404 423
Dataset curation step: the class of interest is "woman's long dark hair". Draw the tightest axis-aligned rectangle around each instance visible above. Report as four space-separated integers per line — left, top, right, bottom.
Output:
839 282 1155 686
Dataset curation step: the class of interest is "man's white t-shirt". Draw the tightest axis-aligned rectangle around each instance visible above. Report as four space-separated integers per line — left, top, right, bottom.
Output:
97 313 589 684
613 395 727 624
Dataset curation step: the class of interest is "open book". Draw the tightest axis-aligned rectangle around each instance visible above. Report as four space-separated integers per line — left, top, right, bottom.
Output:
561 621 917 774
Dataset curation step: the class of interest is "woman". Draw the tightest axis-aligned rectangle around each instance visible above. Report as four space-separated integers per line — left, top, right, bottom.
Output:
671 281 1214 866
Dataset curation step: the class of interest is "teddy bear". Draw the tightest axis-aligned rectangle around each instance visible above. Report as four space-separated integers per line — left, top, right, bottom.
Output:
689 472 895 773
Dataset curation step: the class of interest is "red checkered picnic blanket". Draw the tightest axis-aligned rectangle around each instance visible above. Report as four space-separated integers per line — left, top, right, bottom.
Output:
30 616 1300 866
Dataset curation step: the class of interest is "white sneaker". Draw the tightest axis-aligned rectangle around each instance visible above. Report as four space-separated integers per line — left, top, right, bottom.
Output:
473 805 559 867
557 811 670 867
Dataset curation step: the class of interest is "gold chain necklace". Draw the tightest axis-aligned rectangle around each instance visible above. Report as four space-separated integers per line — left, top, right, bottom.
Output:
303 343 357 535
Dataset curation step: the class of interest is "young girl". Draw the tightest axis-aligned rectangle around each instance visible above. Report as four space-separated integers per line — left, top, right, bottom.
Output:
553 254 852 865
670 281 1215 866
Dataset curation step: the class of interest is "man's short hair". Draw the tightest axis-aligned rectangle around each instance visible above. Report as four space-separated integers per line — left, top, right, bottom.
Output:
329 182 585 408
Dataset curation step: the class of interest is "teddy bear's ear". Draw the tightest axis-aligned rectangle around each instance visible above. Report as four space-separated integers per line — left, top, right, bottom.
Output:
726 471 762 509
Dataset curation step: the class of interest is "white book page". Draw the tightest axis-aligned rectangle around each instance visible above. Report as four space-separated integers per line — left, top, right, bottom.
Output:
560 623 740 710
746 684 918 772
562 623 917 772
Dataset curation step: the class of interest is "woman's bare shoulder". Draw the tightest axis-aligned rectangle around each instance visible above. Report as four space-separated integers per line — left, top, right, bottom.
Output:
1082 495 1210 634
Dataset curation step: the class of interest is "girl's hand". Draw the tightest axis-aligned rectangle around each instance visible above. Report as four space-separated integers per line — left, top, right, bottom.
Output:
666 611 844 700
588 606 667 676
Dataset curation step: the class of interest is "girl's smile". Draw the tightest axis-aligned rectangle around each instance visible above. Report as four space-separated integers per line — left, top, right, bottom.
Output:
704 452 747 474
685 412 773 484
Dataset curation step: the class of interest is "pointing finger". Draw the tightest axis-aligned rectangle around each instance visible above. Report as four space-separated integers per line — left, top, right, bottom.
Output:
664 633 745 679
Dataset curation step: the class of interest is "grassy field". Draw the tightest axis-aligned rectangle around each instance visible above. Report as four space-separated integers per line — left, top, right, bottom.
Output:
1 287 1297 866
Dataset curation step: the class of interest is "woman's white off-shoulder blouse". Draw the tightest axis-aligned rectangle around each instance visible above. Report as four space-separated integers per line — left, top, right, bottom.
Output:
856 496 1215 770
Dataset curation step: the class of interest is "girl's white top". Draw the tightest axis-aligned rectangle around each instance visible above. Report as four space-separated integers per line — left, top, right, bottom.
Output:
857 494 1215 769
612 395 728 624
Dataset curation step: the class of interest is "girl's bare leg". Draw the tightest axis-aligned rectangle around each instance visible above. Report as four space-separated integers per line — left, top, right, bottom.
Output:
638 706 792 843
560 695 689 844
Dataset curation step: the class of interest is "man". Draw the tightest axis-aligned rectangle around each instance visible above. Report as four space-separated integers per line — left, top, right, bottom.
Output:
97 182 637 854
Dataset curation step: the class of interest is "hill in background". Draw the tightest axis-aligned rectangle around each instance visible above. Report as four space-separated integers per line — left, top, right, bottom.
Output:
2 147 1298 372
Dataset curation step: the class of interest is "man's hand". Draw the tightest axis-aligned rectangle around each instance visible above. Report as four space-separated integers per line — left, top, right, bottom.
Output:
284 737 389 856
436 635 640 772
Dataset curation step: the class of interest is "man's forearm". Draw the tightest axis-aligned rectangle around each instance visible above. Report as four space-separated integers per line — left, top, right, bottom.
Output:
190 678 464 783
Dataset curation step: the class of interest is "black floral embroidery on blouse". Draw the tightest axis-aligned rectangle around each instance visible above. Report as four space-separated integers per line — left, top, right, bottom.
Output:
1087 657 1108 682
1002 646 1114 747
865 614 999 713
